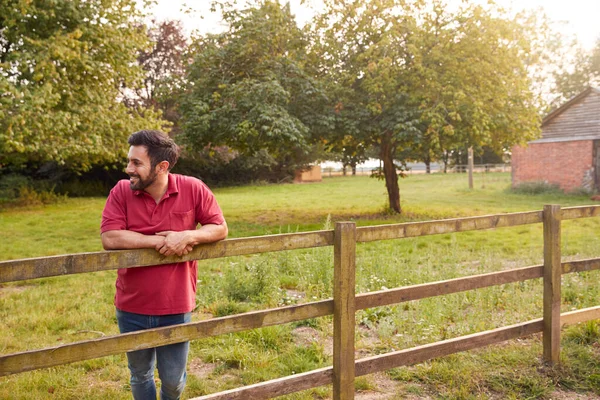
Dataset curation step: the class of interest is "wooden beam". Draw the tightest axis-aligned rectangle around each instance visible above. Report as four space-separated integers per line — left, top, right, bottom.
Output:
356 211 542 243
562 258 600 274
5 255 600 377
193 306 599 400
333 222 356 400
356 265 543 310
561 306 600 326
190 367 334 400
561 205 600 220
355 319 544 376
0 230 334 283
543 204 562 364
0 300 333 376
3 205 598 284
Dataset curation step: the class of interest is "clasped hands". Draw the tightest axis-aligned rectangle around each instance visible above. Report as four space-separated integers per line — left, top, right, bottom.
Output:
154 230 194 257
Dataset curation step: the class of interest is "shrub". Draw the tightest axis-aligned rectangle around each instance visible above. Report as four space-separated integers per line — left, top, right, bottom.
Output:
0 174 66 208
58 179 111 197
0 173 31 200
510 181 563 195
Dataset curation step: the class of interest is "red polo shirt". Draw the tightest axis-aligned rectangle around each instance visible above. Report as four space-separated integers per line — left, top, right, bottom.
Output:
101 174 225 315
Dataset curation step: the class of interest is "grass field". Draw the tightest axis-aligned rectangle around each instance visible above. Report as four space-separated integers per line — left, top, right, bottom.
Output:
2 172 600 399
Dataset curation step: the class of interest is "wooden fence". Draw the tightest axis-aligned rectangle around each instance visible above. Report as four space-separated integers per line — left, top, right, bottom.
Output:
1 204 600 399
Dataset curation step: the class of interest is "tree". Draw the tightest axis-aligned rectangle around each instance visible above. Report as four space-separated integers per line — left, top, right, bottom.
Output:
180 1 331 181
311 0 541 213
553 38 600 103
0 0 165 171
310 0 422 212
124 19 188 131
410 2 541 170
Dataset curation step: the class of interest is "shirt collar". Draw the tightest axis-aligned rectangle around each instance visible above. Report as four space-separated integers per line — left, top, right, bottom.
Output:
164 173 179 198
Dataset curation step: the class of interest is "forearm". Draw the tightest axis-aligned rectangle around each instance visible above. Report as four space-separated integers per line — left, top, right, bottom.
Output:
101 230 163 250
186 222 228 246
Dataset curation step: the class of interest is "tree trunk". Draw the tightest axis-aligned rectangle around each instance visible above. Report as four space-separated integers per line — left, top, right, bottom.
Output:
381 138 401 213
351 163 357 176
442 151 449 173
425 156 431 174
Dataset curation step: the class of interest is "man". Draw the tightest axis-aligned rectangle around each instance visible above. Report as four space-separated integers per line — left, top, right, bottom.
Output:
101 130 228 400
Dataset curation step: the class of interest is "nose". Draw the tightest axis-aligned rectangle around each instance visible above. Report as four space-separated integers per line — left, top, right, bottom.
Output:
125 161 135 175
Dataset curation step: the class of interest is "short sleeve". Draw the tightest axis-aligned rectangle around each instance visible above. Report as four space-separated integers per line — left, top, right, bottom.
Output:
195 181 225 226
101 182 128 233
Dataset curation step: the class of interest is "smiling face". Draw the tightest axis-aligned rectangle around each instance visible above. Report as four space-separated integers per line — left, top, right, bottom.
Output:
125 145 159 191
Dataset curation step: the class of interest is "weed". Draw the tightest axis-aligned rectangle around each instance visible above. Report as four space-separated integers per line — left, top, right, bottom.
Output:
224 260 278 304
206 299 251 317
563 321 600 345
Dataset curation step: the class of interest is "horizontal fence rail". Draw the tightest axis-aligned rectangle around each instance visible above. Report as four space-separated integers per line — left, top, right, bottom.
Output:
356 211 543 242
2 205 600 399
3 257 600 377
2 205 599 284
191 306 600 400
0 230 335 283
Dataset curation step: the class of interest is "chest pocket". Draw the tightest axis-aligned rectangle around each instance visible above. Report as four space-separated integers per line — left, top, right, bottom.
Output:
170 210 196 231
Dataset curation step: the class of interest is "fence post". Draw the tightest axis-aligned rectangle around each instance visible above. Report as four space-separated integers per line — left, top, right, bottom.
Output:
468 147 474 189
543 204 561 364
333 222 356 400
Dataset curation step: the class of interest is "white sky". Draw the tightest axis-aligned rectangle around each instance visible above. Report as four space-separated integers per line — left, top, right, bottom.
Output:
147 0 599 49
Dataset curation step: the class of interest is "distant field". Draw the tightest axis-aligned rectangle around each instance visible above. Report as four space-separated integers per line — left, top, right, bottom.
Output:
2 173 600 399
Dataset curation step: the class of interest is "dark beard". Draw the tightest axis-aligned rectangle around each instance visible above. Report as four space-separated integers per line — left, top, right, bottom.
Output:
129 170 158 191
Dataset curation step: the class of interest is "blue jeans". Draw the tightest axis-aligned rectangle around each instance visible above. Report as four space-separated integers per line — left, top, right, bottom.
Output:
116 308 191 400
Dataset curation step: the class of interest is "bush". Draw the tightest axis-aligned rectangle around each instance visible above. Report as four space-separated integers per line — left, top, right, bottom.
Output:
58 179 112 197
0 174 31 200
173 147 300 187
510 181 563 195
0 173 66 208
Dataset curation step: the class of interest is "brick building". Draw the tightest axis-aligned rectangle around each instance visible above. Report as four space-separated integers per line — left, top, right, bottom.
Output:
512 87 600 193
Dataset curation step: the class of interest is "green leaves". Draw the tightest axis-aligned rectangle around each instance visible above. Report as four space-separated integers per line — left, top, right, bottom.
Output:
553 39 600 103
0 0 165 170
310 0 542 212
180 1 330 176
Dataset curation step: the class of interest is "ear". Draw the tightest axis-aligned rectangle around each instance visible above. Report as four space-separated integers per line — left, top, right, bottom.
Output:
156 160 170 174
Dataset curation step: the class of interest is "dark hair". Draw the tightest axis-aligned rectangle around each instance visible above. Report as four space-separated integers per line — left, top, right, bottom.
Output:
128 130 180 170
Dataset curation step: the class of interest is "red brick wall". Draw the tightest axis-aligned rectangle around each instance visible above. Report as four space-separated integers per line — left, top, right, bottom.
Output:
512 140 594 192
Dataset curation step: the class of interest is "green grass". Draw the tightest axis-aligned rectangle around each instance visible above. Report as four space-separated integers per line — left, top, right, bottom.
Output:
2 172 600 399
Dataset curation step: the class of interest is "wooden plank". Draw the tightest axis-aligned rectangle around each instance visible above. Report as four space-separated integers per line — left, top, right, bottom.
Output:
193 309 594 400
190 367 333 400
0 300 333 376
543 204 562 364
355 319 544 376
561 205 600 220
2 205 598 284
0 230 334 283
356 211 542 242
333 222 356 400
562 258 600 274
4 253 599 377
355 265 544 310
561 306 600 326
